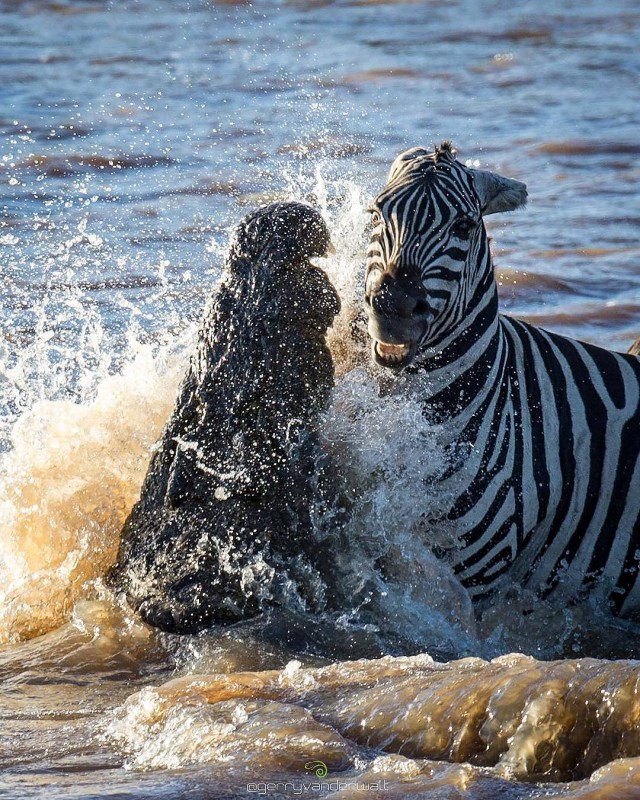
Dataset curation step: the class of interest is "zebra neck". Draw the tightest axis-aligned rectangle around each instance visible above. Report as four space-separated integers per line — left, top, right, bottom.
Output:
409 285 504 398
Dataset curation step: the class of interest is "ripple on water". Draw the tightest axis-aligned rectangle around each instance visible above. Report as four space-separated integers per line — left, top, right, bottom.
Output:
536 141 640 157
520 301 640 331
341 68 422 83
7 153 177 178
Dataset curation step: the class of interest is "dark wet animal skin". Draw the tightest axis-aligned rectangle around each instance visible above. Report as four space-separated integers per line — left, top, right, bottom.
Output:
107 202 340 634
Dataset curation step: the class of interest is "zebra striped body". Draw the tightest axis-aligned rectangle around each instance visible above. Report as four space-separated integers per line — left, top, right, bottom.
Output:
365 143 640 613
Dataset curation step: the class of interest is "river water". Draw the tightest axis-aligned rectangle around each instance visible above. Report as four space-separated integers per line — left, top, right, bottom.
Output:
2 0 640 798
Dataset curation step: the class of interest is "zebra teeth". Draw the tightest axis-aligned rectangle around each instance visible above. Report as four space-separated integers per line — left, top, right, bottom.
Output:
375 340 413 365
376 341 410 357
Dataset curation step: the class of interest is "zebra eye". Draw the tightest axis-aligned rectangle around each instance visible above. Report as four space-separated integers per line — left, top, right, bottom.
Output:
452 218 476 239
369 209 383 226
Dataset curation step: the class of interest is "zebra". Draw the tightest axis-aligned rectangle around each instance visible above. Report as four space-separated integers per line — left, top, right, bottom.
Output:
364 141 640 615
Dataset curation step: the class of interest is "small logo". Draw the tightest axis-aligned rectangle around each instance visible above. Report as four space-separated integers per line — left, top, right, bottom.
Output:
304 760 328 778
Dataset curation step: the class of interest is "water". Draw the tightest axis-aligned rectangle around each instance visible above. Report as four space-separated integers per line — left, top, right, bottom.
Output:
2 0 640 797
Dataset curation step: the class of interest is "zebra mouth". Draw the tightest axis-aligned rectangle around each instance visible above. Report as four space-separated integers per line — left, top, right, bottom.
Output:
373 340 415 369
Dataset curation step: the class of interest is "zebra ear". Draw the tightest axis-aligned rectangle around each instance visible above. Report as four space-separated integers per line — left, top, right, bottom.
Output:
470 168 528 216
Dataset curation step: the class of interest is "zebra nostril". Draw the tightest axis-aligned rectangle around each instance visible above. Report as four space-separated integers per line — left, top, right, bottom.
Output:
414 299 430 316
371 293 386 314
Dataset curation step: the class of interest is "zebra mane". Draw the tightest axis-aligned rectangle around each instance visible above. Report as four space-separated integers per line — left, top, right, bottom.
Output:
386 142 458 184
435 140 457 161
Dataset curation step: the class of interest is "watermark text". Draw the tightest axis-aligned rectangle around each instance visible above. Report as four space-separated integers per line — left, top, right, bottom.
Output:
247 779 390 795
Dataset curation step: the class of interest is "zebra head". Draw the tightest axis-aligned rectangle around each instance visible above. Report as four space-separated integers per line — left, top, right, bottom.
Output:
365 142 527 369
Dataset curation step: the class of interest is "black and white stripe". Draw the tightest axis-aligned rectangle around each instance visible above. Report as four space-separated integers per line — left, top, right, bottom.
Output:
364 143 640 613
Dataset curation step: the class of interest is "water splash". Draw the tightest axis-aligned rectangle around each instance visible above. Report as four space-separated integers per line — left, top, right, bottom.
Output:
2 168 634 662
320 367 478 653
0 345 184 644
